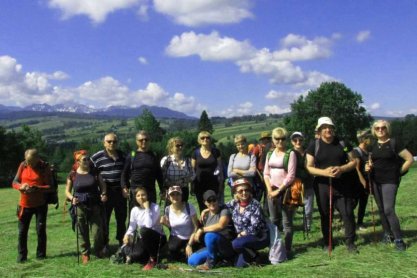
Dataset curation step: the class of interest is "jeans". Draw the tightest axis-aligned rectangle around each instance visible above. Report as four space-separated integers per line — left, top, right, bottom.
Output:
17 204 48 262
304 186 315 228
372 182 402 239
232 232 269 267
188 232 234 266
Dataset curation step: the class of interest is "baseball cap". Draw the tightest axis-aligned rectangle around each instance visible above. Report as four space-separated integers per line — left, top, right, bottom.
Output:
168 185 182 195
203 190 217 202
259 131 271 139
232 178 252 188
290 132 304 140
316 117 335 130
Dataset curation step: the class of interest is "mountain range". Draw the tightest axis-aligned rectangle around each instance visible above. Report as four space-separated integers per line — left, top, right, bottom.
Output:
0 103 195 120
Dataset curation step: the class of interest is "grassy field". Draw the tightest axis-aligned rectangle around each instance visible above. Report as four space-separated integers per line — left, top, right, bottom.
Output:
1 167 417 277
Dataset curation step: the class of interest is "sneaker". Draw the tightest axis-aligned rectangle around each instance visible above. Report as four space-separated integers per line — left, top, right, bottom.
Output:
196 258 214 270
381 233 394 244
347 243 359 254
143 257 156 271
82 254 90 265
394 239 406 251
125 256 132 265
97 246 109 258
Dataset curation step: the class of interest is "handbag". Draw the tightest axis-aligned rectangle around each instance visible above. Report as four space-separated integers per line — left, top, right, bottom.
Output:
282 177 304 207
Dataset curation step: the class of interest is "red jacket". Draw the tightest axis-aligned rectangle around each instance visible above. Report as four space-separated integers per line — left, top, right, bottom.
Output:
12 161 51 208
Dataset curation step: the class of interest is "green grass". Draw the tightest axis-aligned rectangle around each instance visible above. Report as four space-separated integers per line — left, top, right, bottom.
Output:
1 167 417 277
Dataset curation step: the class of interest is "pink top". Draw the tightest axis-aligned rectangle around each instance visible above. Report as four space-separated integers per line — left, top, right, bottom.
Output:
263 150 296 188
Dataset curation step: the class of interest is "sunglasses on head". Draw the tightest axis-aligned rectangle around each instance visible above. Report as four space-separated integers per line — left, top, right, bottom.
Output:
206 197 217 203
106 140 118 144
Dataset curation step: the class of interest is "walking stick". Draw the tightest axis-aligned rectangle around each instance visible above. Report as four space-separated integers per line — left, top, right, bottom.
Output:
328 177 333 258
75 204 80 265
367 153 377 238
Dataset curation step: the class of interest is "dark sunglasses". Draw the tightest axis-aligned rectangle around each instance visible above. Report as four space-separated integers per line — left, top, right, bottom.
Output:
175 144 183 148
106 140 118 144
137 138 149 142
79 157 90 162
237 189 251 194
206 197 217 203
274 137 286 141
292 138 303 143
200 136 211 140
375 126 387 131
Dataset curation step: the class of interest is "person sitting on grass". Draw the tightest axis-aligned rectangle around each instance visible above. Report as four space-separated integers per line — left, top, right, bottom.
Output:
226 178 269 267
122 186 167 270
187 190 236 270
160 185 199 262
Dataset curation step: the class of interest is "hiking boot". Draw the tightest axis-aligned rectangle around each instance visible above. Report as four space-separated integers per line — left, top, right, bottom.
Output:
347 243 359 254
143 257 156 271
82 254 90 265
394 239 406 251
196 258 215 270
16 256 27 263
96 246 109 258
381 233 394 244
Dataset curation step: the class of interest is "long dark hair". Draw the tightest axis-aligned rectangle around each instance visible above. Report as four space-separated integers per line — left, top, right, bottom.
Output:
132 186 148 208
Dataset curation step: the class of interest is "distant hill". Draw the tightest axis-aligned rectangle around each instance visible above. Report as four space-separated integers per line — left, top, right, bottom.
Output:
0 103 195 120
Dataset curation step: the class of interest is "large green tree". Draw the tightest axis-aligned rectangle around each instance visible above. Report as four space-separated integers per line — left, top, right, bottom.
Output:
198 110 213 133
284 82 373 143
134 108 165 141
391 114 417 155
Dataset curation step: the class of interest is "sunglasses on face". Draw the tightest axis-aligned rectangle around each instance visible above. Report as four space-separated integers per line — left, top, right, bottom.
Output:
200 136 211 140
79 157 90 162
206 197 217 203
137 138 149 142
175 144 183 148
106 140 118 144
274 137 286 142
292 138 303 143
237 189 250 194
375 126 387 131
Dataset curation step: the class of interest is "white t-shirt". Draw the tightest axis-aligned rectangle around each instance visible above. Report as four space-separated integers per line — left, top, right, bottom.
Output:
125 203 164 236
166 203 196 240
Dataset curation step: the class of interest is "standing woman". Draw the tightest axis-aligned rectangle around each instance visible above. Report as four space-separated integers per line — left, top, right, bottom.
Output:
160 186 199 262
191 131 223 212
65 150 108 264
367 120 414 251
161 137 194 202
305 117 358 252
122 187 167 270
263 127 297 254
227 135 257 198
13 149 52 263
226 178 269 267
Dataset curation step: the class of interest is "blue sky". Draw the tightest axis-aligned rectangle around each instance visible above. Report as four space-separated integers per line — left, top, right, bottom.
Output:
0 0 416 117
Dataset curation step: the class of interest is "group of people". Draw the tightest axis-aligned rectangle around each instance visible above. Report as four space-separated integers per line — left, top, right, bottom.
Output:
12 117 414 270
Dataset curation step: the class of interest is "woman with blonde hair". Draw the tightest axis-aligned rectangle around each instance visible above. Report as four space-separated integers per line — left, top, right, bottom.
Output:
366 120 414 251
191 131 223 211
161 137 194 202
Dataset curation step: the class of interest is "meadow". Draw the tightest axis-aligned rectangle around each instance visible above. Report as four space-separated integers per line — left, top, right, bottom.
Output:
1 166 416 278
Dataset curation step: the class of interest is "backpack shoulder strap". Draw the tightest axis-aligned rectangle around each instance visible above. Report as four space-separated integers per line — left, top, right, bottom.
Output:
283 149 293 172
130 151 136 171
186 203 191 216
390 138 397 156
314 139 320 157
164 205 170 217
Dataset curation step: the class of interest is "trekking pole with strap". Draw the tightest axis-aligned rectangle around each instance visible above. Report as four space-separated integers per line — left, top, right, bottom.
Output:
328 177 333 259
156 199 168 269
367 153 377 239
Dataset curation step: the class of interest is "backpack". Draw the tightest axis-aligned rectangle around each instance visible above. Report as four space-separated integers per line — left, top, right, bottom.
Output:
164 203 191 217
45 163 59 209
266 150 304 207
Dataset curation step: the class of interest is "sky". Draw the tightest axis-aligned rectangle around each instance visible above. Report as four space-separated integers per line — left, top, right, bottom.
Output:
0 0 416 117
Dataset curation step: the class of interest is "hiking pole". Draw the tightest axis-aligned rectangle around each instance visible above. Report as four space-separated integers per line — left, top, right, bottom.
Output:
75 204 80 265
302 205 308 240
367 153 377 240
328 177 333 259
156 198 168 270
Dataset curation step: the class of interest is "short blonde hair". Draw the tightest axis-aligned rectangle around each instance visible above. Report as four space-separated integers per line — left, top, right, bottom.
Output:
166 137 184 154
371 120 391 137
272 127 288 139
234 134 247 144
197 131 212 145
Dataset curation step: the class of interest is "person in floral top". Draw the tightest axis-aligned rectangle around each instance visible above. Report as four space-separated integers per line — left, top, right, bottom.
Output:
226 178 269 267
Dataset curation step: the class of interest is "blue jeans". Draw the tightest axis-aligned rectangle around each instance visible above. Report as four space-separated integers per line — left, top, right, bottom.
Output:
232 232 269 267
188 232 234 266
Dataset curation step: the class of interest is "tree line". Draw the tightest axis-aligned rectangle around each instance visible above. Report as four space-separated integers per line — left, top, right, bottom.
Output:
1 82 416 187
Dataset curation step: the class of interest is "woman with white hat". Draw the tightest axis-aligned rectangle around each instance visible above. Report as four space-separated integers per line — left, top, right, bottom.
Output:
305 117 358 253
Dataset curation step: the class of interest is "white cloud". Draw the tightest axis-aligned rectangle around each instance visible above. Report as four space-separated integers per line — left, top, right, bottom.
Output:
265 90 301 103
138 56 148 65
166 31 255 61
218 101 254 117
166 92 206 114
167 31 338 86
0 55 22 82
154 0 254 27
264 105 291 114
47 0 145 23
370 102 380 110
356 30 371 43
135 82 169 105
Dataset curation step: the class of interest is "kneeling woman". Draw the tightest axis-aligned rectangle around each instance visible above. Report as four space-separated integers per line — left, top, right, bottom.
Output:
160 185 199 261
187 190 235 270
226 178 269 267
65 150 108 264
122 187 167 270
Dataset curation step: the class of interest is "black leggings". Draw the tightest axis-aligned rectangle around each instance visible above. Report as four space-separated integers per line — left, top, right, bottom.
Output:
372 182 402 239
125 227 167 263
355 184 369 226
315 182 356 244
167 235 188 261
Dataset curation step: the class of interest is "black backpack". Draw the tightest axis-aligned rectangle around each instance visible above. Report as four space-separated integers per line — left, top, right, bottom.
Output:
44 163 59 209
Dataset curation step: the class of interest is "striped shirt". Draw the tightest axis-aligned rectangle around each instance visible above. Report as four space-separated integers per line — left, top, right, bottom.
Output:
90 149 125 186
